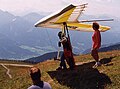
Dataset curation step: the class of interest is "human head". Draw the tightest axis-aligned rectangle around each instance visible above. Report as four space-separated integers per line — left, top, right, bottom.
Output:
58 31 65 39
30 67 41 81
92 22 99 30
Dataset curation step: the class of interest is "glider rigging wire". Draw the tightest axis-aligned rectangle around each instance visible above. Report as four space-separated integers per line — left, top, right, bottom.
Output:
45 28 53 48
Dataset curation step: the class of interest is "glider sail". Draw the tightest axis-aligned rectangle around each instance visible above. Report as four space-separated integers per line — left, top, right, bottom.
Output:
67 23 110 32
35 3 111 32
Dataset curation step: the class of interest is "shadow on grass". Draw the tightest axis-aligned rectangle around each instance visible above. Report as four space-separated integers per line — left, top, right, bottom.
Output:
100 56 115 64
48 58 113 89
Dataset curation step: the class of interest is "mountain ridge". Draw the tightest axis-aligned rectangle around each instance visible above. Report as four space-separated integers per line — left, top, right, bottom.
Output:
0 10 120 59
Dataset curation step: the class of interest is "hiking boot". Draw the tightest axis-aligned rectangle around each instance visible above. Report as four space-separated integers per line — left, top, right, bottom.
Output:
93 62 101 68
63 67 67 70
56 67 62 70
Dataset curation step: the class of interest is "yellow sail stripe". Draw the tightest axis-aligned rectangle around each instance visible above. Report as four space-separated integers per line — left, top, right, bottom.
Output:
55 7 76 24
68 23 91 28
67 23 110 31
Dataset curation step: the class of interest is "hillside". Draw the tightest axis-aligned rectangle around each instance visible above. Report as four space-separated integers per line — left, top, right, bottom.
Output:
25 51 78 63
25 51 63 63
0 50 120 89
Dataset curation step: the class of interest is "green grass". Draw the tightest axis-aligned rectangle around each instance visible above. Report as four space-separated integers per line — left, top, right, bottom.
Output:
0 50 120 89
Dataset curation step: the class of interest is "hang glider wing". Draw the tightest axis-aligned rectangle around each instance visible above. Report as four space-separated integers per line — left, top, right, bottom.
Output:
35 3 110 32
67 23 110 32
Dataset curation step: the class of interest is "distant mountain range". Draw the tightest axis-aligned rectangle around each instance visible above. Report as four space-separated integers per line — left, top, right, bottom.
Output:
82 43 120 54
25 43 120 63
0 9 120 60
24 51 63 63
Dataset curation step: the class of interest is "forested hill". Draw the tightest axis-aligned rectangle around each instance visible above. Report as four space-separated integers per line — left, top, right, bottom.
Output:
83 42 120 54
25 42 120 63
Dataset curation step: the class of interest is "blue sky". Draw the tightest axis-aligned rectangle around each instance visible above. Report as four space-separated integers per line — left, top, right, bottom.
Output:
0 0 119 18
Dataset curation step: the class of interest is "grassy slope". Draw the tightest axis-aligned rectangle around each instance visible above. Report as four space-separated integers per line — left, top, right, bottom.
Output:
0 50 120 89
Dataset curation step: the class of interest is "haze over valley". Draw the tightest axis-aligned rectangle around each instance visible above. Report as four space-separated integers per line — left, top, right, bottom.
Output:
0 9 120 60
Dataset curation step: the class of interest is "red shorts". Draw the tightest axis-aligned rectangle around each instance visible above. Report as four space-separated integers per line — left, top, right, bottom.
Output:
64 49 72 58
91 49 98 56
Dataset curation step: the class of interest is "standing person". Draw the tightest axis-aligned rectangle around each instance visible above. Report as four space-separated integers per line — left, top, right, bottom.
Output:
91 22 101 68
28 67 52 89
56 31 75 70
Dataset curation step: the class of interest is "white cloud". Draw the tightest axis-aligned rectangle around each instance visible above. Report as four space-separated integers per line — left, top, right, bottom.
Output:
96 0 112 2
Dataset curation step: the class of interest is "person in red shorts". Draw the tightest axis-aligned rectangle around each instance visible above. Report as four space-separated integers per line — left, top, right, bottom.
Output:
56 31 75 70
91 22 101 68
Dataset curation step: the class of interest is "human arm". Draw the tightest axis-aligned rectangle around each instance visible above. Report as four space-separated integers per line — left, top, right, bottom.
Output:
59 37 67 43
58 41 61 47
58 37 67 47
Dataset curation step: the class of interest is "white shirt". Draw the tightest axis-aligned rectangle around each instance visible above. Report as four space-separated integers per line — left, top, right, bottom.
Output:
28 82 52 89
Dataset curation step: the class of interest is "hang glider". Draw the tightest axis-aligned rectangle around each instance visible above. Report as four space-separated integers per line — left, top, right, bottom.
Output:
35 3 112 32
